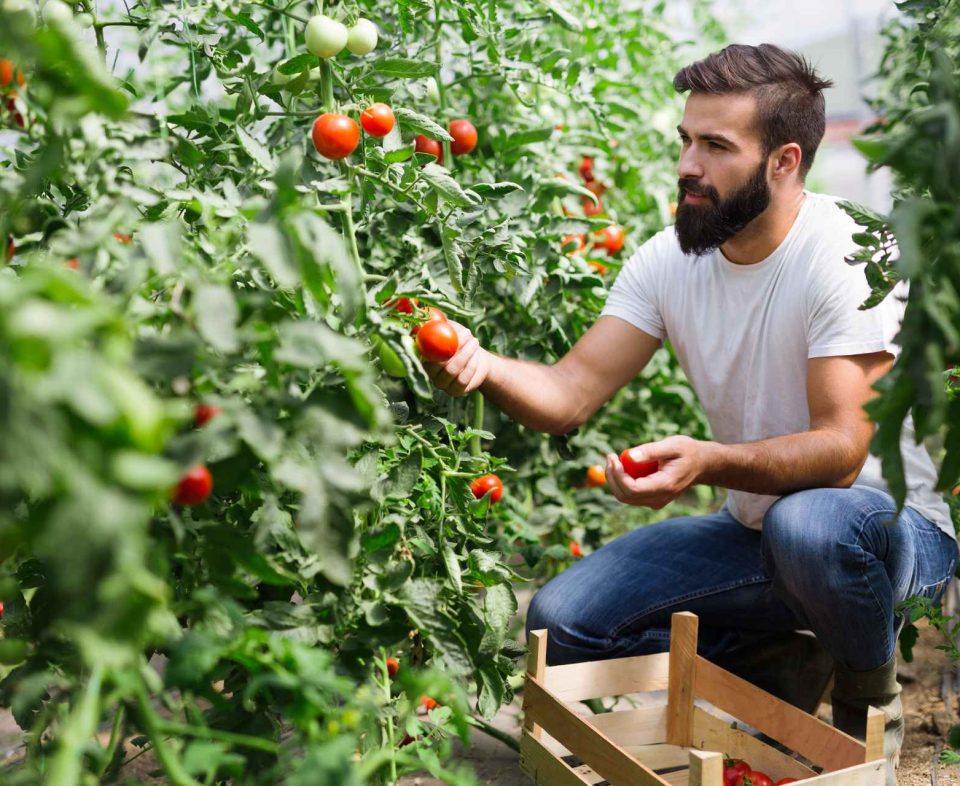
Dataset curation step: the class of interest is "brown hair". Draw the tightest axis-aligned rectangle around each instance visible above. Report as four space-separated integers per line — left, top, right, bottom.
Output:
673 44 834 179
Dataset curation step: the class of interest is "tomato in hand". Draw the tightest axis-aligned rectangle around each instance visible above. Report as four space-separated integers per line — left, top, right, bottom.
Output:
415 319 458 362
595 224 625 255
312 113 360 160
619 448 658 479
194 404 222 428
470 474 503 504
448 119 477 156
585 464 606 487
360 103 395 138
173 465 213 506
414 134 443 163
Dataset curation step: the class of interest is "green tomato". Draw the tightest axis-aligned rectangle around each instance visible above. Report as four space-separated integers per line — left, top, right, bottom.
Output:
305 14 347 59
377 339 407 378
41 0 71 24
425 77 440 104
76 11 94 27
346 18 378 55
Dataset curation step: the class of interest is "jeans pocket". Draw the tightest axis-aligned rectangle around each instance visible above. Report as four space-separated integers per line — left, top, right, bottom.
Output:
919 576 950 606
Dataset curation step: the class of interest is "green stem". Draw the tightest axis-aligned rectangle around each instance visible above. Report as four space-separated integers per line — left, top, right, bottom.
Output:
79 0 106 57
465 714 520 753
470 392 483 456
320 58 334 112
135 677 203 786
98 706 126 777
352 166 430 213
46 664 105 786
433 1 451 168
156 720 283 753
377 649 399 785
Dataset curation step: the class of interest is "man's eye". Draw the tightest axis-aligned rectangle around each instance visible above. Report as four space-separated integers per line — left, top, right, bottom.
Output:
709 141 724 150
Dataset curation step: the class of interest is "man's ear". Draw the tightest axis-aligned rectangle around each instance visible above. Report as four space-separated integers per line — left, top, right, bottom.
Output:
771 142 802 180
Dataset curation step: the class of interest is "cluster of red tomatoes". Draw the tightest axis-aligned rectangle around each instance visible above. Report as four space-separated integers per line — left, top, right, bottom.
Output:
558 154 626 275
724 758 798 786
1 59 26 129
167 404 224 507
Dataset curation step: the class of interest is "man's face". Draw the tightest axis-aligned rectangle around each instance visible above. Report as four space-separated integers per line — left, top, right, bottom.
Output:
674 92 771 256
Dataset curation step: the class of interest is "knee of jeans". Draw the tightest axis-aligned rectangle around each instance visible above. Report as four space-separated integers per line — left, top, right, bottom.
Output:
525 585 563 642
762 490 835 571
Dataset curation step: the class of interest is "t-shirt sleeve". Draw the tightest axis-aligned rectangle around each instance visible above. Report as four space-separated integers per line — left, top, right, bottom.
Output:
600 231 667 341
805 239 905 360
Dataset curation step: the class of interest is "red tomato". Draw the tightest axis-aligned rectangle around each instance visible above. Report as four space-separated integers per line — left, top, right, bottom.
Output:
386 657 399 678
389 297 417 314
312 113 360 160
582 179 606 216
0 601 4 621
724 761 752 786
12 112 23 128
448 119 477 155
595 224 625 255
561 234 585 255
735 771 774 786
113 232 133 244
588 261 607 275
5 235 13 260
360 103 395 138
194 404 222 428
173 465 213 506
619 448 658 479
415 319 458 362
585 465 606 487
569 541 582 558
470 473 504 504
410 306 447 335
420 695 438 711
0 60 11 87
65 257 80 269
414 134 443 163
578 155 594 182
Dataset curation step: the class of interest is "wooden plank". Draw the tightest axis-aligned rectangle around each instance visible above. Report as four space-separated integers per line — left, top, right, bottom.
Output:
526 629 549 739
545 652 671 701
520 731 600 786
694 656 865 771
667 612 699 747
523 676 669 786
586 705 669 748
864 707 884 763
689 750 723 786
692 707 817 781
621 743 689 771
798 759 885 786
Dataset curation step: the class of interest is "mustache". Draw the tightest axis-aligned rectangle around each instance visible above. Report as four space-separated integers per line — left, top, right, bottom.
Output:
677 179 718 201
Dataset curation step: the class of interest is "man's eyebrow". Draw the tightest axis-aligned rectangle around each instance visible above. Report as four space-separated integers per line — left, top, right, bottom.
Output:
676 125 738 148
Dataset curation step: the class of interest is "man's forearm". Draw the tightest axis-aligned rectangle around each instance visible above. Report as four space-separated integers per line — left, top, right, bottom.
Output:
478 354 578 435
697 429 866 495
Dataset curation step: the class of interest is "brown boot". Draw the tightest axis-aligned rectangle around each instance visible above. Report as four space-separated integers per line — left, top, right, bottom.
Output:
830 655 903 786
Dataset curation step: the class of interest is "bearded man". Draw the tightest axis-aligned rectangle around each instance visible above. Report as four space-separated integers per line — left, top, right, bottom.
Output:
422 43 958 784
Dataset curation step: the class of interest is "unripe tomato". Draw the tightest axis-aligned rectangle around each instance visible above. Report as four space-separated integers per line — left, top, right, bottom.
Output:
194 403 222 428
75 12 93 27
305 15 348 58
578 156 594 182
173 465 213 506
0 60 12 87
561 234 585 255
425 77 440 104
448 119 477 156
415 319 458 362
585 465 606 487
414 134 443 164
360 103 395 138
588 261 607 276
410 306 446 336
619 448 658 479
470 474 503 504
386 657 399 678
569 541 582 558
312 113 360 160
377 340 407 378
595 224 625 255
346 18 378 55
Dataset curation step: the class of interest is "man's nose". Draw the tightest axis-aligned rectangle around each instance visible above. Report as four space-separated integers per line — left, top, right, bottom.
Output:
677 146 704 181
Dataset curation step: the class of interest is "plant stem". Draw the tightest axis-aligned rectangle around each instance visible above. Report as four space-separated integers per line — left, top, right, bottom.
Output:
45 664 105 786
134 677 203 786
377 649 399 785
156 720 283 753
470 392 483 457
98 705 126 778
465 714 520 752
80 0 106 57
433 1 452 168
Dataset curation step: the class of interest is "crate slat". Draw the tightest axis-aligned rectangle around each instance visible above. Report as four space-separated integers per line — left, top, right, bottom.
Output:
523 677 668 786
544 653 671 701
694 656 867 771
587 705 668 747
688 749 724 786
667 612 698 746
520 731 603 786
798 759 885 786
526 629 549 740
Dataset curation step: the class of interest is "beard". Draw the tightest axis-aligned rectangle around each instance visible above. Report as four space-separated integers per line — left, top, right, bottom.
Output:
674 160 771 256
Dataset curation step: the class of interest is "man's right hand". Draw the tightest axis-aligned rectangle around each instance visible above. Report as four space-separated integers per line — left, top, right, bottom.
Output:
422 320 492 396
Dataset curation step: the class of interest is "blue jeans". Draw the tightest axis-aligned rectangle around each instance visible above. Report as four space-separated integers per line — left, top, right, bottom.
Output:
525 485 958 672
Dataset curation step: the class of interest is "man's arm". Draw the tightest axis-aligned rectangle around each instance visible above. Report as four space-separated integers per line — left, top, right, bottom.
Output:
605 351 894 507
424 316 661 435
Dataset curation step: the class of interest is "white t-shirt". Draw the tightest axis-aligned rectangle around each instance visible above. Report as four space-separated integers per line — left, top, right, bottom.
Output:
601 191 955 539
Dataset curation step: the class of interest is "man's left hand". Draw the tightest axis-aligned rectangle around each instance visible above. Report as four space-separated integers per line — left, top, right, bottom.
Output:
606 435 712 509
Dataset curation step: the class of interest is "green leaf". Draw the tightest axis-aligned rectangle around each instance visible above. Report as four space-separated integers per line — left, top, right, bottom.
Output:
368 59 438 79
193 285 240 354
394 107 453 140
236 126 276 171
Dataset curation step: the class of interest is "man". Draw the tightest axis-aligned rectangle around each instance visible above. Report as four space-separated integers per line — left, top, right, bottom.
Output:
423 44 957 782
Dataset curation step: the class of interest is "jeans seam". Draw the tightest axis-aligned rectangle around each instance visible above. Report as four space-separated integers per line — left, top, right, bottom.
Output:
610 574 770 639
854 507 897 659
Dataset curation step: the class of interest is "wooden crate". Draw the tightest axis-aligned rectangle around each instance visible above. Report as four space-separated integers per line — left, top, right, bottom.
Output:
520 611 886 786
